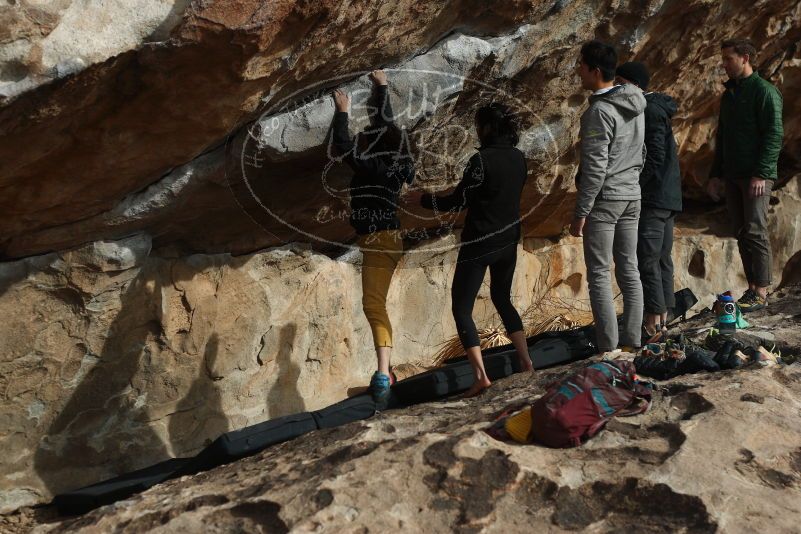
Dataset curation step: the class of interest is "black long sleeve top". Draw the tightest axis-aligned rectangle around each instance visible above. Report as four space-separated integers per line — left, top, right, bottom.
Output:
330 85 414 235
421 141 527 248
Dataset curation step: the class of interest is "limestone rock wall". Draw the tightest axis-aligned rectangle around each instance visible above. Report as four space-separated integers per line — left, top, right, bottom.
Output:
0 1 189 100
1 0 801 514
1 0 800 258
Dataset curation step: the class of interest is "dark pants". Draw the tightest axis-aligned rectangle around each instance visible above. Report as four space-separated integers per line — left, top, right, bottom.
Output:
637 208 676 315
451 243 524 349
725 179 772 287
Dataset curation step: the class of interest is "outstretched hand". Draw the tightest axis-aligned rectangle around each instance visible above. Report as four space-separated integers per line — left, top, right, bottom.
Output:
369 69 388 86
333 89 350 112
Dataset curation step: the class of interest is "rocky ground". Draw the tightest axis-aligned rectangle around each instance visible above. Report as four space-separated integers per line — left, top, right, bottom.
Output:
3 286 799 533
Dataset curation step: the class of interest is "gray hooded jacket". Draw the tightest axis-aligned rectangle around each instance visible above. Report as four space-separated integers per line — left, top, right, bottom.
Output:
575 84 647 218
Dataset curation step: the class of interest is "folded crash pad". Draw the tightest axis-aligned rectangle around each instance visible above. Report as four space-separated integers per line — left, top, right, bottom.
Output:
172 412 318 477
53 457 190 516
392 351 515 405
528 324 597 364
311 393 379 428
529 338 573 369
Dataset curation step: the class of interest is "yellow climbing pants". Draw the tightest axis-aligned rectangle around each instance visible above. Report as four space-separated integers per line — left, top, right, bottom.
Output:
359 230 402 348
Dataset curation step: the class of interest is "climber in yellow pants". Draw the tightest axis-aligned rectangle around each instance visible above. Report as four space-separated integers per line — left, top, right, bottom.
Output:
331 69 415 407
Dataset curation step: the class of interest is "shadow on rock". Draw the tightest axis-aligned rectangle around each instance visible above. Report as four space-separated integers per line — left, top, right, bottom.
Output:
266 323 306 418
33 268 169 497
167 333 230 457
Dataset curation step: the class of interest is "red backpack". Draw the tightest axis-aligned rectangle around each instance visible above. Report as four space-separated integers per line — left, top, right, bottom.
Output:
529 360 652 448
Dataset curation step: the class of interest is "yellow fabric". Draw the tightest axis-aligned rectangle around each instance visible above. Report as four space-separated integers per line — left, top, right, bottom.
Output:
504 408 533 444
359 230 403 348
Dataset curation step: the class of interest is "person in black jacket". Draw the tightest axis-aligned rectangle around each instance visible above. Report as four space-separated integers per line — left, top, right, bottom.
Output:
330 70 415 407
616 62 683 338
419 103 533 397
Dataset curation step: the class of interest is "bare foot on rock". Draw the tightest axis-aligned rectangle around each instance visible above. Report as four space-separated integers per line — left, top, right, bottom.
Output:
518 356 534 373
462 376 492 398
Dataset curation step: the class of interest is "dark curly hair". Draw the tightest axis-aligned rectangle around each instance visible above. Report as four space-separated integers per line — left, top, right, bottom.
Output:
475 102 519 146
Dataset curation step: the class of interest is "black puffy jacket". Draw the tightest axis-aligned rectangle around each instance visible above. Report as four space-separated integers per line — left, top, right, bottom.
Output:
641 92 682 212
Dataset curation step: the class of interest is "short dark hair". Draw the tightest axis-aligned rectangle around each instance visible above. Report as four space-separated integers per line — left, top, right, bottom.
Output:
581 40 617 82
475 102 519 146
721 39 757 63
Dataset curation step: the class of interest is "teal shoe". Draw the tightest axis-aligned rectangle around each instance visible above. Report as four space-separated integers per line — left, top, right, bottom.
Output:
369 372 392 410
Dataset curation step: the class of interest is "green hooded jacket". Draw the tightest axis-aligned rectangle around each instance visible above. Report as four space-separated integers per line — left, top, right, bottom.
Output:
709 72 783 181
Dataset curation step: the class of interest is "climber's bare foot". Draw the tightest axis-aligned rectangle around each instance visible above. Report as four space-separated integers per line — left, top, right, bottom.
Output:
462 377 492 398
518 356 534 372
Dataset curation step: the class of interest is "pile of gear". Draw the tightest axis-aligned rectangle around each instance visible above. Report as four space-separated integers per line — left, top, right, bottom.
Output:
633 329 783 381
632 289 783 381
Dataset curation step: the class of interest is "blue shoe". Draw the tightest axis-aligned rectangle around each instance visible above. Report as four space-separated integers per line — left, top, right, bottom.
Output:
369 372 392 409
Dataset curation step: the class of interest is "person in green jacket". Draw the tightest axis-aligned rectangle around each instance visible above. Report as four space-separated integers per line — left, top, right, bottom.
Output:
707 39 783 312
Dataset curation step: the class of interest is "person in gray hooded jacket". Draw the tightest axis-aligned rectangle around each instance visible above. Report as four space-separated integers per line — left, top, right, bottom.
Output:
570 41 646 352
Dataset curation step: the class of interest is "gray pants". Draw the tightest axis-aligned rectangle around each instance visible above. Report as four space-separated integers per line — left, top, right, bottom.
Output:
584 200 644 351
725 180 772 287
637 208 676 315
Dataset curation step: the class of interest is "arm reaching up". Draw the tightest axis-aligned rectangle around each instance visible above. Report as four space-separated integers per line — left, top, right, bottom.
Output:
330 89 387 176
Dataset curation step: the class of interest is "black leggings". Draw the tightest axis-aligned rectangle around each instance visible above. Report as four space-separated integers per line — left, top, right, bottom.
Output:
451 242 524 349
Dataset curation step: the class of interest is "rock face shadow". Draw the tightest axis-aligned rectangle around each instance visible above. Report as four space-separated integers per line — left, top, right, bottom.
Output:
167 333 230 456
668 391 715 421
33 269 169 497
266 323 305 418
144 0 192 42
736 448 801 490
32 256 233 499
570 389 715 466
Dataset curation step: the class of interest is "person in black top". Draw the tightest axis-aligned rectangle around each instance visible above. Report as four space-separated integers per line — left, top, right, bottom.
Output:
419 103 533 397
616 62 683 339
330 70 415 408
